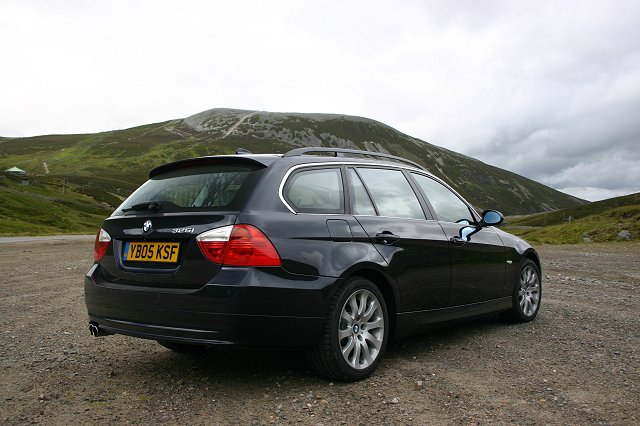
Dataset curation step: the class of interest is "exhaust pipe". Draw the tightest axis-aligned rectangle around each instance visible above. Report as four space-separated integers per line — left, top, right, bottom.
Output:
89 323 100 336
89 322 112 337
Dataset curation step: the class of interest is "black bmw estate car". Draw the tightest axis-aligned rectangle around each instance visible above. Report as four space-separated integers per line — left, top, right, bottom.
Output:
85 148 541 381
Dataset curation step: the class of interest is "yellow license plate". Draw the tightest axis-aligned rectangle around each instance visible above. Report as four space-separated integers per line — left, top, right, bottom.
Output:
123 241 180 263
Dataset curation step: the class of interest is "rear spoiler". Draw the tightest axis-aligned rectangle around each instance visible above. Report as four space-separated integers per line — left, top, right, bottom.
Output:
149 155 280 178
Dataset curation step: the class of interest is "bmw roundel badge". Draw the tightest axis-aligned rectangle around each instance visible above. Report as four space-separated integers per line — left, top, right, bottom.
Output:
142 220 152 233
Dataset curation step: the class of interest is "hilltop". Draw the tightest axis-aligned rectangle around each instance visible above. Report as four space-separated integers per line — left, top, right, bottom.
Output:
0 108 585 235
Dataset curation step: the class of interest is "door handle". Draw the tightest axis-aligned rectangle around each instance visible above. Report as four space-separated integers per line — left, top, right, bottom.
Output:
450 236 467 246
375 232 400 245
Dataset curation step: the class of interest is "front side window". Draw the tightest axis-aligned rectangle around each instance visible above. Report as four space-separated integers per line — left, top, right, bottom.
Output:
284 168 344 213
357 168 425 219
411 173 475 223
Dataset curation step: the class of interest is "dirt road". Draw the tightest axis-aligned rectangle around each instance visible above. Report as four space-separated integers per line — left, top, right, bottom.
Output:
1 240 638 425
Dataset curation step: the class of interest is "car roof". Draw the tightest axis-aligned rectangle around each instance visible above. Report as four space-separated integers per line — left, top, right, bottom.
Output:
149 148 429 178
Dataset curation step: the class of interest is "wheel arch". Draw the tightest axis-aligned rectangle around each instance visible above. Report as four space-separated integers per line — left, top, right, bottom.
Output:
503 248 542 323
341 264 400 339
523 248 542 274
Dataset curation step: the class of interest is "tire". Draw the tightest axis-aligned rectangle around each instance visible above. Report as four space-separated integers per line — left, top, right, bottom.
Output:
157 340 207 353
307 277 389 381
504 259 542 322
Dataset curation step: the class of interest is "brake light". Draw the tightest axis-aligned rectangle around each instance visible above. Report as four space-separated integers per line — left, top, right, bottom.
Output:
196 226 233 264
94 228 111 261
197 224 281 267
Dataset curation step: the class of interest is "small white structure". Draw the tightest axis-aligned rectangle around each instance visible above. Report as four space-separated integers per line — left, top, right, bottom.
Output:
5 166 26 176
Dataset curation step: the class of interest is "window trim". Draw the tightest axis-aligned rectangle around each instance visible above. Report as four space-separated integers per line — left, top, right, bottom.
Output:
281 166 346 215
279 161 426 215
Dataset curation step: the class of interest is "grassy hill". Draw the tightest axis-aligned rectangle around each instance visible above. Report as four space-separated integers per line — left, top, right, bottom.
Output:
0 108 586 235
0 174 112 236
504 192 640 244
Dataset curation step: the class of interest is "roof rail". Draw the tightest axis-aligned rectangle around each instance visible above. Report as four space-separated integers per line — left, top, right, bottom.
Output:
283 147 426 170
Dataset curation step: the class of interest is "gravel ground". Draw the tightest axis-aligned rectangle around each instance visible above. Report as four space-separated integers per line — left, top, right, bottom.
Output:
0 239 638 425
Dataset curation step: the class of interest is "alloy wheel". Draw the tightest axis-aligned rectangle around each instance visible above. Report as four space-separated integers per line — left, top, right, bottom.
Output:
338 289 385 370
519 265 540 317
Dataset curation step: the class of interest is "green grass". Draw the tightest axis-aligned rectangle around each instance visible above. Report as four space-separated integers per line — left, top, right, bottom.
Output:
503 192 640 244
0 176 111 236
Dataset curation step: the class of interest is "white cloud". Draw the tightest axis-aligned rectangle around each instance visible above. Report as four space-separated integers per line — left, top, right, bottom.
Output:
556 187 639 202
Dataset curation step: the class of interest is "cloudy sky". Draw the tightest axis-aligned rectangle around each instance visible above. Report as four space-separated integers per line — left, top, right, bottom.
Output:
1 0 639 201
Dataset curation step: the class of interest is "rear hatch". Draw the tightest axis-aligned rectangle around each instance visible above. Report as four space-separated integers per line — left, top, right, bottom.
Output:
97 159 266 289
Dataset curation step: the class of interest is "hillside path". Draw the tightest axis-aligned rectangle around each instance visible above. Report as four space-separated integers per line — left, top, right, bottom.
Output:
222 111 257 138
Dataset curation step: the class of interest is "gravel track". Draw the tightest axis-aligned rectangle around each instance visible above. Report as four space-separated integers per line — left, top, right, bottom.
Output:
1 240 638 425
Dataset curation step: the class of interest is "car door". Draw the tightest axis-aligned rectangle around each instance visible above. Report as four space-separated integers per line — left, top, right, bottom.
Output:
410 172 506 305
347 167 451 311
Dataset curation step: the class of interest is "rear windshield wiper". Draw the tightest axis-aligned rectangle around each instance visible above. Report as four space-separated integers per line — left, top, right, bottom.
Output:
122 200 162 212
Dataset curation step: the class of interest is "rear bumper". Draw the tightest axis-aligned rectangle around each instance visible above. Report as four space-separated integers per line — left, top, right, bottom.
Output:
84 264 342 348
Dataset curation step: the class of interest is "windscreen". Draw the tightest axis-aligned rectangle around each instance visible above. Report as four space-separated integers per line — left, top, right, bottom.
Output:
115 164 263 214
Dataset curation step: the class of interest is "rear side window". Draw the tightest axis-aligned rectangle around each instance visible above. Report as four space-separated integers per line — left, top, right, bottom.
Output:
411 173 475 223
357 168 425 219
348 169 377 216
118 164 262 214
284 168 344 214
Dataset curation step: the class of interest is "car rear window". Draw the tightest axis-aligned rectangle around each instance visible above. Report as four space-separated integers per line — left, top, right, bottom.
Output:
117 164 263 214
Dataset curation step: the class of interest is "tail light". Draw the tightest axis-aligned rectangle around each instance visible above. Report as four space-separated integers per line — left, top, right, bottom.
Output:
197 224 281 267
94 228 111 261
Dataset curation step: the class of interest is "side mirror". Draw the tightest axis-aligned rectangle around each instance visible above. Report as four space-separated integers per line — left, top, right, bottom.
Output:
480 210 503 227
